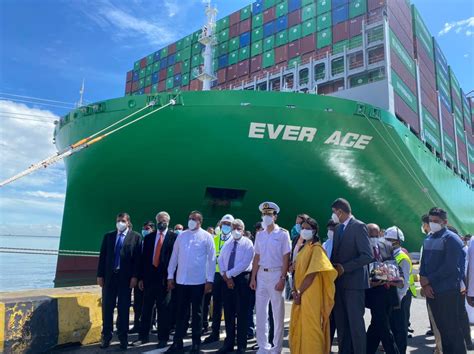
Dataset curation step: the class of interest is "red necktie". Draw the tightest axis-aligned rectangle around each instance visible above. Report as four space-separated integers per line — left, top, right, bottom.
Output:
153 232 164 267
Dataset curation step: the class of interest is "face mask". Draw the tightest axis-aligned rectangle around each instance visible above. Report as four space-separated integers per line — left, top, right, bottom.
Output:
369 237 379 247
262 215 274 227
157 222 168 231
232 230 242 240
421 225 427 235
142 229 151 237
327 230 334 240
301 229 314 240
294 224 302 233
382 237 393 247
221 224 232 235
175 230 182 235
331 212 340 224
188 219 198 230
116 221 127 232
429 222 443 233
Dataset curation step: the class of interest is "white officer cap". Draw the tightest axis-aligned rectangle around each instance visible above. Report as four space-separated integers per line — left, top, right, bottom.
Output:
384 226 404 242
259 201 280 214
220 214 235 223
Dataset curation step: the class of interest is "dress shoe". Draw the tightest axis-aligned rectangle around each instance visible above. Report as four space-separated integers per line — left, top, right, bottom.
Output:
129 326 140 334
216 346 233 353
132 337 149 346
119 340 128 350
165 342 184 353
407 326 414 333
425 329 434 336
201 327 209 335
157 340 168 349
190 344 200 353
236 349 246 354
202 333 219 344
100 338 111 349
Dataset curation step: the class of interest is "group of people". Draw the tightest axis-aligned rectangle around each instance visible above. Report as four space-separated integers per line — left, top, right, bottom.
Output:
96 197 471 354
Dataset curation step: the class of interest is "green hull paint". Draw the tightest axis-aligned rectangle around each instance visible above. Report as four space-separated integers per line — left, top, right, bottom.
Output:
54 91 473 286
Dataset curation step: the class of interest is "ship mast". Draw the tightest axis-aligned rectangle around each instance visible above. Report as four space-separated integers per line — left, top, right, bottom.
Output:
197 0 217 91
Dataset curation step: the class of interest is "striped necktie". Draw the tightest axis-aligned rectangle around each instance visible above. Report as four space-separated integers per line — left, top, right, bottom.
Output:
227 240 238 270
114 233 124 269
153 232 164 268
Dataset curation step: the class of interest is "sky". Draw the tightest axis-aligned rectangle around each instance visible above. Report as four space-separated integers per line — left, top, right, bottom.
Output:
0 0 473 238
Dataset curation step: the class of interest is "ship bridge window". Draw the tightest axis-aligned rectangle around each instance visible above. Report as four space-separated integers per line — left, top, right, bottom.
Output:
314 63 325 81
367 25 384 44
204 187 246 208
257 82 268 91
283 74 294 90
368 45 385 65
270 78 281 91
299 68 309 85
331 57 345 76
348 51 364 70
368 67 385 83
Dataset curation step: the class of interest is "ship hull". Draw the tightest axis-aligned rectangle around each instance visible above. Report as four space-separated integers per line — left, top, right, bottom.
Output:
54 91 473 286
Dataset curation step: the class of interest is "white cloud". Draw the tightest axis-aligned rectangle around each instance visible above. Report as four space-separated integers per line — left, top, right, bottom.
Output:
24 191 66 200
465 53 470 58
164 0 179 18
438 17 474 36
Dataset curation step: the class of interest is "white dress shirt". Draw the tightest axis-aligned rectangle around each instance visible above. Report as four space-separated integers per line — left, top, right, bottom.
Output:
218 236 254 278
254 225 291 268
167 227 216 285
153 228 168 261
323 238 333 259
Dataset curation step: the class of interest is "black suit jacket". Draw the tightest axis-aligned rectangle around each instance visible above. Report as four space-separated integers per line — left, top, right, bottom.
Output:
140 229 177 288
97 229 142 285
331 217 373 290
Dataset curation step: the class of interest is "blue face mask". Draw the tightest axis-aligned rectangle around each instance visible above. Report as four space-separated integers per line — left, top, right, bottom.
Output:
295 224 302 233
142 229 151 237
222 224 232 235
175 230 182 235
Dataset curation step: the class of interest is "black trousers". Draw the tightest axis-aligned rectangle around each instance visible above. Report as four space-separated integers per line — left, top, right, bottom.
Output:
140 284 172 342
203 272 224 335
459 293 473 347
366 286 399 354
334 286 367 354
247 288 256 336
102 272 132 342
174 284 205 345
223 273 251 350
133 286 144 329
390 291 412 354
428 289 467 354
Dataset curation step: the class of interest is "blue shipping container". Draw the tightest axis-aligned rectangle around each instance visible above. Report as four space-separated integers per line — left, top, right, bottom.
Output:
218 54 228 69
240 32 251 47
154 51 161 62
332 4 349 24
276 15 288 32
253 1 263 14
289 0 302 12
152 73 159 84
168 54 176 66
133 71 139 81
332 0 347 8
264 21 275 38
174 74 182 86
160 58 168 69
138 88 145 95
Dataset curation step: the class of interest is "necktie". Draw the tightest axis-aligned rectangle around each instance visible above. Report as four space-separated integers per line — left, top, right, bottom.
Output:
373 246 381 262
227 240 238 270
153 232 164 268
338 224 346 240
114 234 124 269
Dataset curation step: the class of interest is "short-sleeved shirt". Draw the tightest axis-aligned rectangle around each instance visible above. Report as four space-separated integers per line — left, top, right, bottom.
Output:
254 224 291 268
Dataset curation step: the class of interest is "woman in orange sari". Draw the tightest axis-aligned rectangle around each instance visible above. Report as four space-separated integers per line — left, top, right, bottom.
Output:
289 217 337 354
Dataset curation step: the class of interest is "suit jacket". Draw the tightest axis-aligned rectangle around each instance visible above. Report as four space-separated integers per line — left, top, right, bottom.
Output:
140 229 177 288
331 217 373 290
97 229 142 285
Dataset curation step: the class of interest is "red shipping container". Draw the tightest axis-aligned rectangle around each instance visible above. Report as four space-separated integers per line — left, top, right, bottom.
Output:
263 8 276 23
230 11 240 26
125 82 132 93
333 21 350 43
316 46 331 56
238 60 250 77
300 34 316 55
275 45 288 63
368 0 385 11
302 52 315 62
349 16 363 37
174 62 182 74
458 142 468 165
421 94 438 119
181 85 189 91
387 6 412 41
391 50 417 93
158 80 166 91
288 40 301 58
144 86 151 94
394 94 420 134
288 10 301 27
251 55 263 72
389 22 414 57
126 70 133 82
168 42 177 55
419 70 437 98
240 19 251 34
230 23 240 38
132 81 139 91
366 7 384 24
227 64 238 80
416 43 436 77
391 0 411 21
190 79 203 91
140 58 147 68
159 69 167 81
218 68 227 84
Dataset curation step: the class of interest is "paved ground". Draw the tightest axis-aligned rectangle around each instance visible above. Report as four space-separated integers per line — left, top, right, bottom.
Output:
54 297 473 353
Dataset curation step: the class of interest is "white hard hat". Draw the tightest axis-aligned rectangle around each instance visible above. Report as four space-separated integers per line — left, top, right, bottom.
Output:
384 226 404 242
220 214 234 223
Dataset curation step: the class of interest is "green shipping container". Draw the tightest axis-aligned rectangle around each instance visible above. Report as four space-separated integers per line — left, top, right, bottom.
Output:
175 51 182 63
160 47 168 58
302 4 316 21
139 68 146 79
146 65 153 76
184 35 192 48
253 14 264 29
239 46 250 61
333 39 349 54
212 58 218 72
241 5 252 20
147 54 154 65
317 12 332 31
264 35 275 51
134 60 141 71
151 84 158 93
276 1 288 17
349 35 362 49
317 28 332 48
289 24 302 42
192 30 202 43
216 17 229 32
191 54 202 68
192 43 202 56
166 77 174 89
153 62 160 73
252 27 264 41
229 51 239 65
229 37 240 52
275 30 288 46
302 0 314 6
138 78 145 89
288 56 301 68
218 41 229 55
176 39 184 51
252 40 263 57
264 0 276 10
167 66 174 78
350 73 368 87
317 0 331 14
263 49 275 68
145 76 152 87
349 0 367 19
302 19 316 37
181 47 191 60
219 29 230 42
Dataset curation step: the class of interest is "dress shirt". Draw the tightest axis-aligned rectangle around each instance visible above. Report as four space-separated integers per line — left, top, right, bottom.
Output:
218 236 254 278
323 239 333 259
254 225 291 268
167 227 216 285
115 229 127 269
153 228 168 261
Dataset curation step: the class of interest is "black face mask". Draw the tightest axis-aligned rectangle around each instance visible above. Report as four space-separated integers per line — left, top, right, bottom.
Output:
157 222 168 231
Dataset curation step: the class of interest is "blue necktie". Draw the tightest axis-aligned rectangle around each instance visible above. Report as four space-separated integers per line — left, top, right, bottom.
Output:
338 224 346 239
228 240 238 270
114 234 124 269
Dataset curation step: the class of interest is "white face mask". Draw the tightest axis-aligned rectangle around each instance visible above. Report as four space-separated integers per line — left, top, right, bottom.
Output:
429 222 443 233
421 225 427 235
327 230 334 240
116 221 127 232
369 237 379 247
232 230 242 240
301 229 314 240
188 219 198 230
262 215 274 227
331 212 340 224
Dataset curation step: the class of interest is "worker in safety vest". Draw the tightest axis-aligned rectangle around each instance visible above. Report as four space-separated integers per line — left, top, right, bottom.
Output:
385 226 416 354
203 214 235 344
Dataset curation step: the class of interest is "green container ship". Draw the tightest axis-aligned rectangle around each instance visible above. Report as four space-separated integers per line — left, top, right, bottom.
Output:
53 0 473 286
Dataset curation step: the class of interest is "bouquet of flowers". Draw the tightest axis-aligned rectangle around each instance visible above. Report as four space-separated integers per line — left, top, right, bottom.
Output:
369 261 403 283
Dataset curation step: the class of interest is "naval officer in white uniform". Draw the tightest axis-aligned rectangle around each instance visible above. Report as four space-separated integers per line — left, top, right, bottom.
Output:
250 202 291 353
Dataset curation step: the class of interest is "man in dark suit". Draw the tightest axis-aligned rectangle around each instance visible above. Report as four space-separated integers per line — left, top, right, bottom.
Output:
330 198 373 354
137 211 177 349
97 212 142 350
